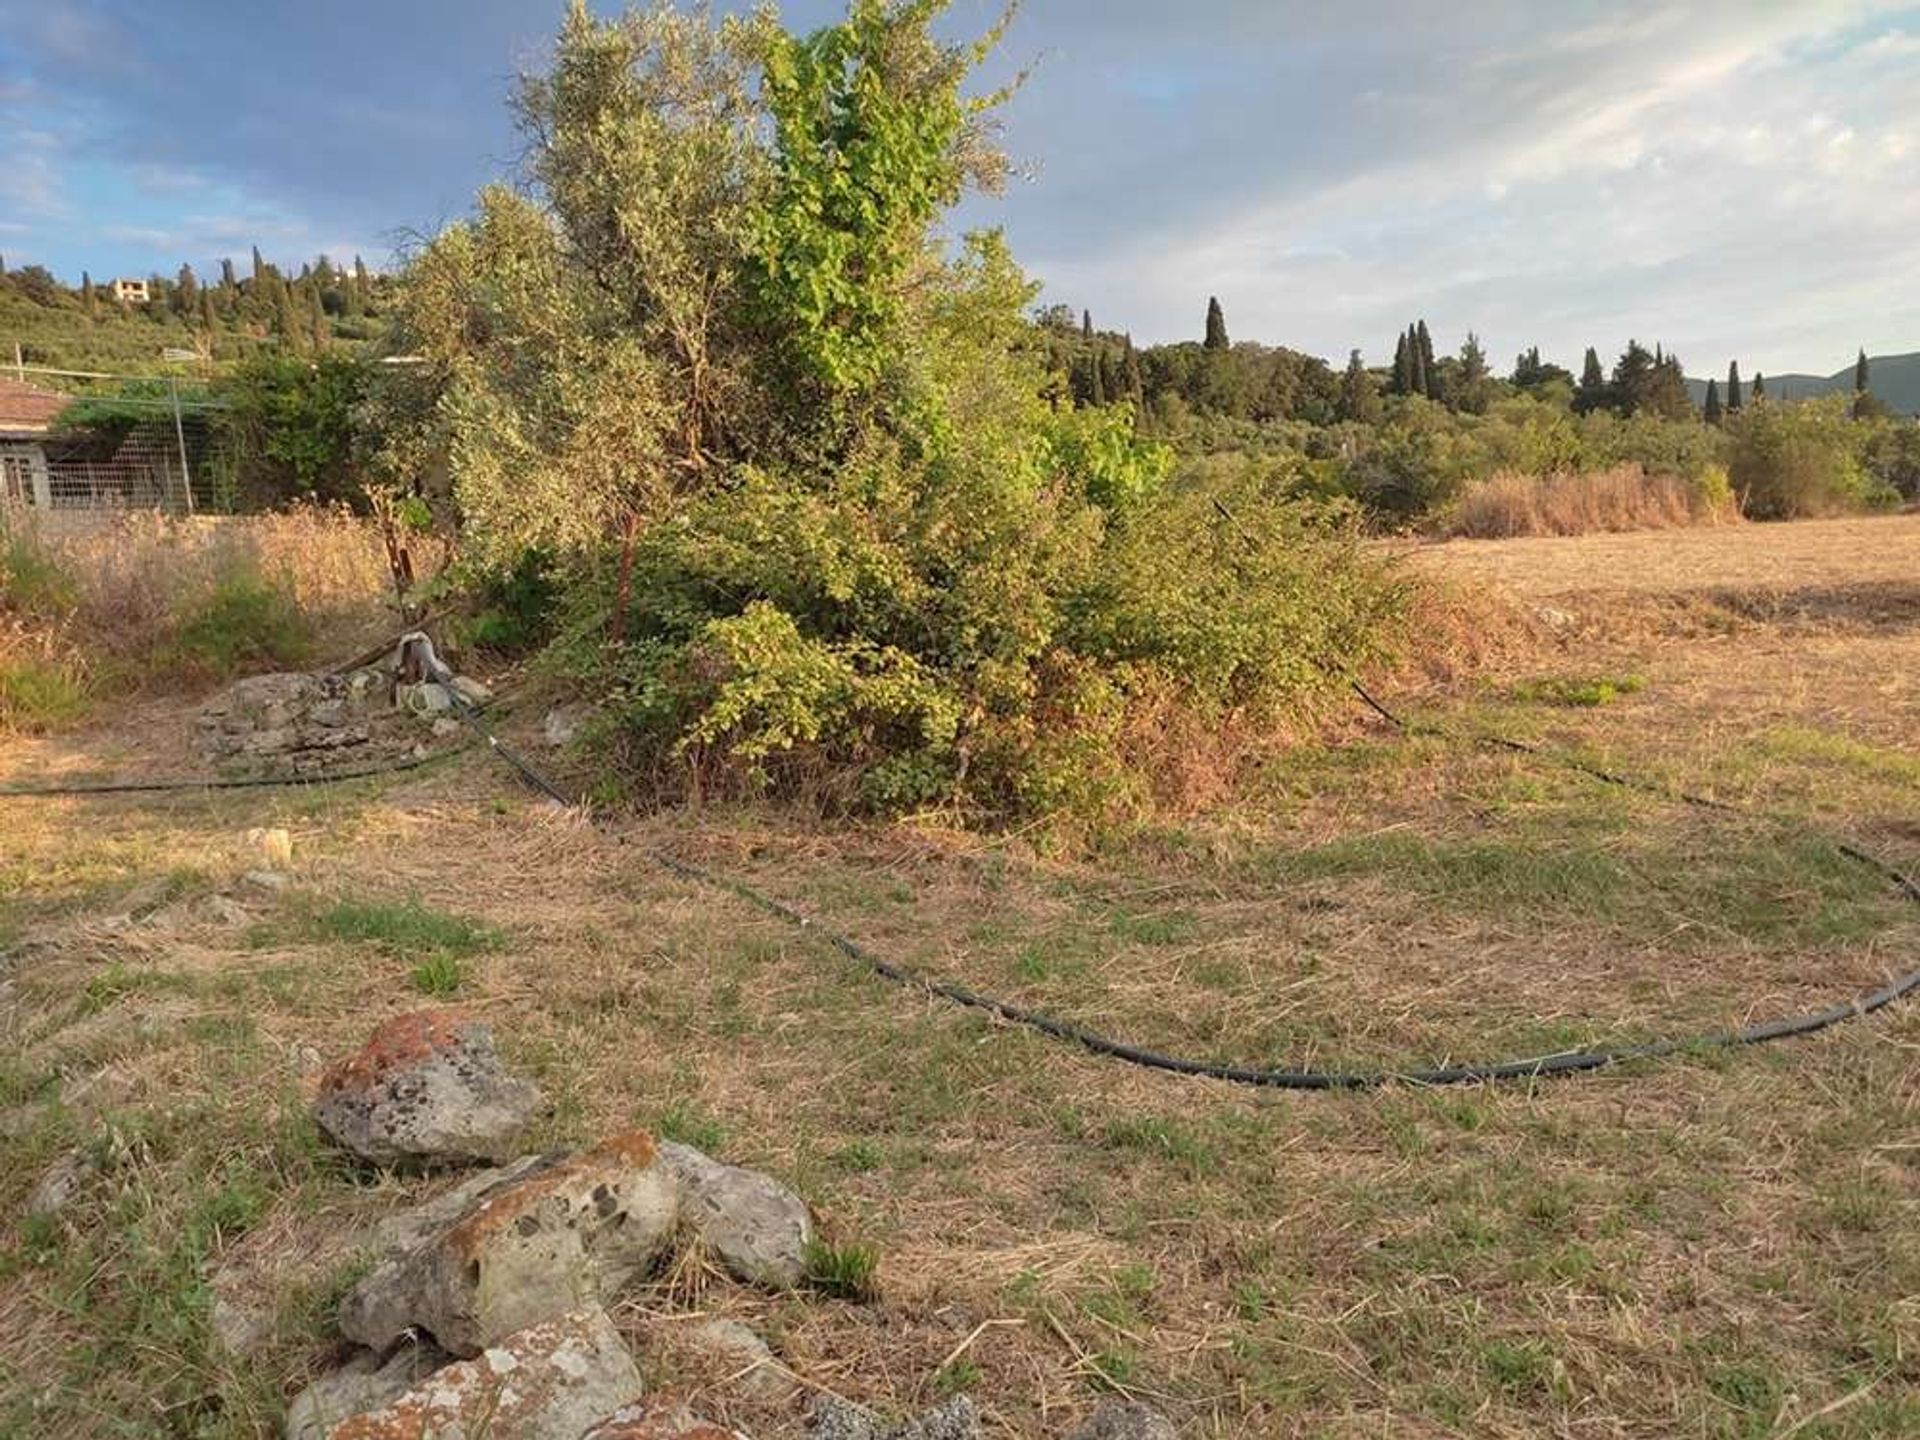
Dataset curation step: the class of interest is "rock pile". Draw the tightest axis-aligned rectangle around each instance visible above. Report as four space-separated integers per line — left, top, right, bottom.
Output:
292 1010 811 1439
195 653 490 772
294 1010 1180 1438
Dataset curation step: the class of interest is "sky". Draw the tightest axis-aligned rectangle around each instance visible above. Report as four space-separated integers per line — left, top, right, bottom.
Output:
2 0 1918 377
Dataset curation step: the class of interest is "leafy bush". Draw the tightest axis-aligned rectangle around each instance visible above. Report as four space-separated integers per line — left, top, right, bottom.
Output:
381 1 1407 822
169 561 313 676
1728 396 1896 519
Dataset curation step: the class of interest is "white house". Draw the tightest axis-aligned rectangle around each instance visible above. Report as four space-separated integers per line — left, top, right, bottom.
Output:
111 277 151 305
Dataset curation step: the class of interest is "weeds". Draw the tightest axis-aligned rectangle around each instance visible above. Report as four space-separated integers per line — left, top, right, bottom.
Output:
309 897 504 958
803 1238 881 1300
1512 672 1646 707
408 954 465 996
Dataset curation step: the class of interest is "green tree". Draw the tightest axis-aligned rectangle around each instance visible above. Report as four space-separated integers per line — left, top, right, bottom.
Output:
1081 308 1093 340
1752 371 1767 401
81 271 96 318
1391 330 1411 395
1703 376 1723 425
1575 346 1607 413
173 263 199 319
1726 360 1743 413
1414 320 1436 398
1454 331 1494 413
1338 348 1382 423
1203 295 1229 351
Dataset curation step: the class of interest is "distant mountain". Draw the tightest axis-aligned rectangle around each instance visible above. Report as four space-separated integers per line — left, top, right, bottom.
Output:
1685 352 1920 416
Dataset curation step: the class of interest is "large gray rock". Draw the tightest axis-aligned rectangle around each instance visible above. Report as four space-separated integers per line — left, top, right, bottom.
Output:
660 1141 812 1289
284 1339 448 1440
1063 1401 1178 1440
339 1130 678 1357
311 1308 643 1440
314 1010 542 1168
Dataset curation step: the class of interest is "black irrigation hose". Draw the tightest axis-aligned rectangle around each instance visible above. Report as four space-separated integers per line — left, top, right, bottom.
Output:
0 744 472 798
4 649 1914 1089
431 675 1920 1091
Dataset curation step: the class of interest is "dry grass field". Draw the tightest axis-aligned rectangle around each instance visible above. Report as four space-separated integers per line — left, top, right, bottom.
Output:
2 516 1916 1438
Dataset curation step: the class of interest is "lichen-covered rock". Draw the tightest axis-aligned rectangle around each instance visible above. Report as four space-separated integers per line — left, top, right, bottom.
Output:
319 1308 643 1440
660 1141 812 1289
1063 1401 1178 1440
339 1130 678 1357
285 1340 448 1440
314 1010 542 1168
807 1396 977 1440
580 1396 743 1439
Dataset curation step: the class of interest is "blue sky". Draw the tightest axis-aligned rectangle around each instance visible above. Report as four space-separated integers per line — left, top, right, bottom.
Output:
3 1 1918 376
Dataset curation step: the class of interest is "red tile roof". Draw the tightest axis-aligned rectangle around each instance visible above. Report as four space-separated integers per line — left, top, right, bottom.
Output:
0 377 70 433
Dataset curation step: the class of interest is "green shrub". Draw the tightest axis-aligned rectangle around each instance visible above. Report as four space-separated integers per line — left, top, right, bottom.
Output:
0 525 77 616
170 562 313 676
0 653 89 731
1728 396 1890 519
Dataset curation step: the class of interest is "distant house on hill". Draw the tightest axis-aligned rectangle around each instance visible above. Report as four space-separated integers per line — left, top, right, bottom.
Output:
0 376 67 509
110 277 151 305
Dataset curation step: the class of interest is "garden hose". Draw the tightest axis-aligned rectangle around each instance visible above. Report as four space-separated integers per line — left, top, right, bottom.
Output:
4 638 1913 1089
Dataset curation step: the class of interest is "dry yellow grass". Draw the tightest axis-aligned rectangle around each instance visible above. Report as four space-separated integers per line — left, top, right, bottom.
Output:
1445 464 1730 539
2 518 1916 1438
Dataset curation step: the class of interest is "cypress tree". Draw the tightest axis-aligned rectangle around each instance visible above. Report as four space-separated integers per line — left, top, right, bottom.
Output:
1703 377 1723 425
1391 331 1411 395
81 271 96 317
174 263 199 318
1409 328 1429 399
275 280 303 349
1081 309 1093 341
1089 346 1107 406
197 287 217 337
1203 296 1229 351
220 257 237 293
1122 334 1145 410
251 245 267 284
1415 320 1436 397
1726 360 1743 412
1752 371 1766 401
1575 347 1607 413
1338 349 1381 423
1855 348 1869 394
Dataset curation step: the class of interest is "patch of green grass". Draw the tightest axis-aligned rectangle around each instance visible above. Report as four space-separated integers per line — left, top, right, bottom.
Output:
309 896 505 958
408 953 465 996
0 653 90 732
1101 1115 1216 1174
804 1238 880 1301
1479 1338 1553 1397
1512 672 1647 707
656 1101 729 1153
832 1138 884 1174
1751 726 1920 783
934 1357 982 1395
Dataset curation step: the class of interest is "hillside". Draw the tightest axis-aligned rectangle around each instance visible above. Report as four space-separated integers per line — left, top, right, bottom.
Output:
1686 351 1920 415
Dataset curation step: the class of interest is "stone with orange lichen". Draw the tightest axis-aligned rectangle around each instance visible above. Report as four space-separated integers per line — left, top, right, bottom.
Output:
339 1130 678 1357
317 1308 642 1440
314 1009 541 1168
